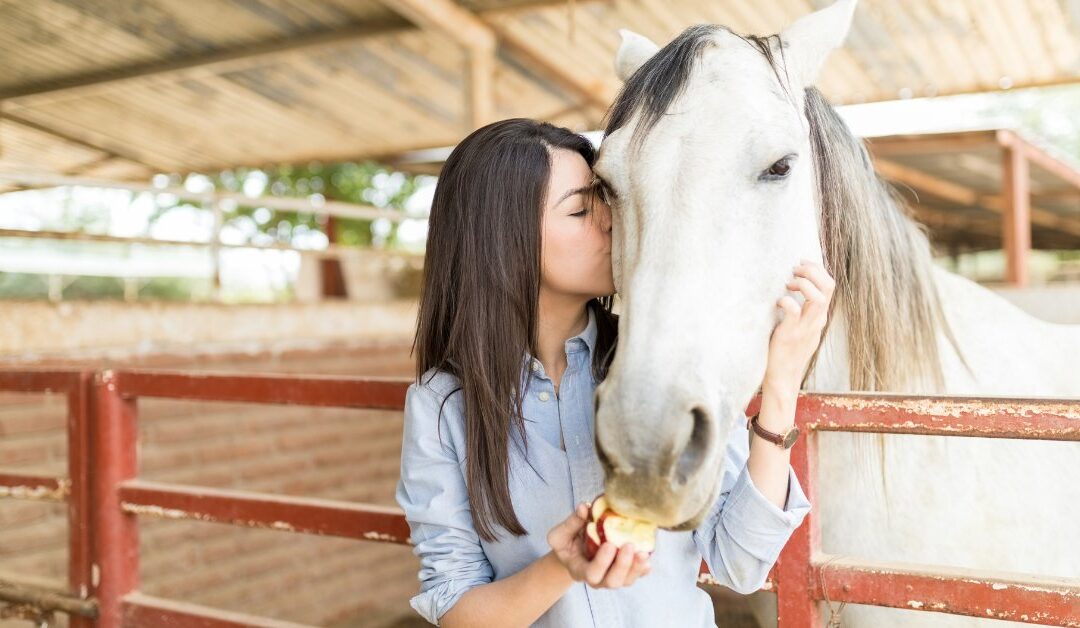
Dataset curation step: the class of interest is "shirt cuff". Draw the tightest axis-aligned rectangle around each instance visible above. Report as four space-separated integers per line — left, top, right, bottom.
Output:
410 577 478 626
719 464 811 563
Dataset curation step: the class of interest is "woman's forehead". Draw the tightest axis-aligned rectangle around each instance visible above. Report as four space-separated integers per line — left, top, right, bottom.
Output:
548 149 592 194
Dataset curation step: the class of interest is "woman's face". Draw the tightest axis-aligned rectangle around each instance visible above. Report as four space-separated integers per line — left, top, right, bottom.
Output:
540 148 615 300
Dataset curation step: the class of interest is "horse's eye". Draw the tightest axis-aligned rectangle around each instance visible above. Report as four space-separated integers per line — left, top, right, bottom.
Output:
761 155 795 181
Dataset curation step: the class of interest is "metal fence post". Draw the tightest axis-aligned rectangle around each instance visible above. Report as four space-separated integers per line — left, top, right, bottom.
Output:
90 370 139 627
777 399 821 628
68 371 97 627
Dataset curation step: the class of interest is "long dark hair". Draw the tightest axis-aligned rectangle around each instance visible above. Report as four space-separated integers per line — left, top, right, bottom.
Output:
413 118 618 542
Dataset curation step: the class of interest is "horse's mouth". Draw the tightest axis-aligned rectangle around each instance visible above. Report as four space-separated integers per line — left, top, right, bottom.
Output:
663 480 719 532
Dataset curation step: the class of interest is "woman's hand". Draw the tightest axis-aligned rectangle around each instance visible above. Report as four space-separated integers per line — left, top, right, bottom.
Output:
763 259 835 397
547 502 652 588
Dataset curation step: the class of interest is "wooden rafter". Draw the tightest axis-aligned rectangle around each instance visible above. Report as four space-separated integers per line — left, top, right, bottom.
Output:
0 21 413 105
874 158 1080 239
378 0 497 130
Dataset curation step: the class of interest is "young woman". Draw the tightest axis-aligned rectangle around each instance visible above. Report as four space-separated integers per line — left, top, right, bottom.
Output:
395 118 833 627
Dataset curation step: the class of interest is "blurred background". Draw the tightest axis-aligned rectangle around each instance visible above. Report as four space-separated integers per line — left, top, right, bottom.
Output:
1 1 1078 626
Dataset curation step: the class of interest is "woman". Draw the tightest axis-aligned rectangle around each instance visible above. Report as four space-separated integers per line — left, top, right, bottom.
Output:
395 118 833 627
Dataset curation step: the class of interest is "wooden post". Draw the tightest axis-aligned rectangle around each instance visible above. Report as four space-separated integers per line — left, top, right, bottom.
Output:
209 199 223 302
1001 145 1031 286
320 214 348 299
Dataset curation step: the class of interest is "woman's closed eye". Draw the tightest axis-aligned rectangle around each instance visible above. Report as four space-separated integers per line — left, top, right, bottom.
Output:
570 206 590 217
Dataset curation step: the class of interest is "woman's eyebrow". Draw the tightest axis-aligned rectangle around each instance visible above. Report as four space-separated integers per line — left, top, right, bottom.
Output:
555 185 592 206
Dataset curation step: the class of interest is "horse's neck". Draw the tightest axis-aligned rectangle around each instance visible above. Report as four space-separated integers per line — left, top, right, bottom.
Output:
804 307 852 393
807 266 1080 397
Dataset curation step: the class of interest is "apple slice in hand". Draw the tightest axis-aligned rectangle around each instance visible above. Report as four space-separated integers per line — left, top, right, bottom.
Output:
583 494 657 560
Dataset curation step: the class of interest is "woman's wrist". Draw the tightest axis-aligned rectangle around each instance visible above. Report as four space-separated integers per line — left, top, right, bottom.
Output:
544 550 577 588
761 374 799 403
758 378 799 430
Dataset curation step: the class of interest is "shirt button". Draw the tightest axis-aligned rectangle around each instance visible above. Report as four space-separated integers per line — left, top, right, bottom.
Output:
538 391 550 402
530 360 540 372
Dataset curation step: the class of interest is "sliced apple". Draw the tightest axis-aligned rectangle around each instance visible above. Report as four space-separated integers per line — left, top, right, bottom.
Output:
583 493 657 560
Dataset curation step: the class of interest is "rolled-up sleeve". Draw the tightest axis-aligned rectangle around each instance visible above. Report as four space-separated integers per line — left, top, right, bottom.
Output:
691 420 811 594
395 381 493 625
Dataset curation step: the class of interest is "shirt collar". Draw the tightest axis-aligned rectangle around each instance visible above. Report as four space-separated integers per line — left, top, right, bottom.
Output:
521 305 599 370
569 305 598 356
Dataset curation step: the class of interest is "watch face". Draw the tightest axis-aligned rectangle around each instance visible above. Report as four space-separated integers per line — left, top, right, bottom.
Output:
782 426 800 449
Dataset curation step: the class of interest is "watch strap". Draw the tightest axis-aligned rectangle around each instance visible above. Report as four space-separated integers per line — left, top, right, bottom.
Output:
746 413 799 449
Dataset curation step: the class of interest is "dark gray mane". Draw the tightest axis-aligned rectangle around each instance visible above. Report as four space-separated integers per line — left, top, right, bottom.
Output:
603 24 788 150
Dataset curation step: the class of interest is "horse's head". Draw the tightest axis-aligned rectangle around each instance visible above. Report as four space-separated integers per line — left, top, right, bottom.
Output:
593 0 857 529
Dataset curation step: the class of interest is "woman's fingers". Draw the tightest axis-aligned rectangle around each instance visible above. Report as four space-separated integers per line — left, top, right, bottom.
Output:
623 551 652 587
795 260 836 296
777 295 801 323
563 503 589 534
600 543 636 588
785 276 825 306
584 543 618 586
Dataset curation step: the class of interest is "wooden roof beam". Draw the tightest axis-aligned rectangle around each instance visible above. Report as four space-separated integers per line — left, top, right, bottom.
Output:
997 129 1080 192
0 21 415 105
378 0 495 51
866 131 1000 157
0 0 598 107
874 158 1080 239
378 0 496 130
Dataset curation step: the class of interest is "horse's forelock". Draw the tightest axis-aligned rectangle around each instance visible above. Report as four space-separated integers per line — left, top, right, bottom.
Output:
603 24 722 149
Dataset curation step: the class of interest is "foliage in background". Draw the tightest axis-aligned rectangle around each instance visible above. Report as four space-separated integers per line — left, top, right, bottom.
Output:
979 84 1080 162
150 161 429 248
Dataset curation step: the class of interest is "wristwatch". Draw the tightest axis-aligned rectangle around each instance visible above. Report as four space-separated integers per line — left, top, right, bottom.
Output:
746 413 800 449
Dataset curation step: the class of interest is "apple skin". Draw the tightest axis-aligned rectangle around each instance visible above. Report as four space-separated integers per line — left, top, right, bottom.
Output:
585 521 602 560
583 494 657 560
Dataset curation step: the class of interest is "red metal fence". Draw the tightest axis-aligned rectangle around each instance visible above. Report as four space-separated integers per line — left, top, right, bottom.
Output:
1 368 1078 627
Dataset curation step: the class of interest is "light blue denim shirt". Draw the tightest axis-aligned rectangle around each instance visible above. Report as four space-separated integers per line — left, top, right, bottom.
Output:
395 307 812 627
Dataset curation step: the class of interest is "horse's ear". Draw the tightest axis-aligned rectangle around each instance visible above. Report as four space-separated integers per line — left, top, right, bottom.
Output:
779 0 857 88
615 29 660 82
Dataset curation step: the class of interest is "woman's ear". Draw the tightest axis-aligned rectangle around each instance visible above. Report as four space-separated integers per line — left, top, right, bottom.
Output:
615 29 660 82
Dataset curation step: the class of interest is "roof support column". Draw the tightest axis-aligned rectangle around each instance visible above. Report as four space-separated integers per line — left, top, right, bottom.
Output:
1001 143 1031 286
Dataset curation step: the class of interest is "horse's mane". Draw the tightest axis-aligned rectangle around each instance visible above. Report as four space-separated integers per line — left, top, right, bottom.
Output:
603 24 968 394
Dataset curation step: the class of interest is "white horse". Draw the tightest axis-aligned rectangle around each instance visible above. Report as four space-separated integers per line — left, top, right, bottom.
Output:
591 1 1080 626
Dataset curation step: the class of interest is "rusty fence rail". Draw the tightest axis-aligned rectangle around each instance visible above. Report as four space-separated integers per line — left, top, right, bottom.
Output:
0 370 95 628
778 393 1080 626
1 368 1078 627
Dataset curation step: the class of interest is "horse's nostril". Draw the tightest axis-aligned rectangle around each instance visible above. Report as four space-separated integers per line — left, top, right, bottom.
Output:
673 405 713 486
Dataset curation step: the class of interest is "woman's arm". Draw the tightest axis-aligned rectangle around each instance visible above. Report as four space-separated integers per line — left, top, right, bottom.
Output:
751 259 835 508
441 550 573 628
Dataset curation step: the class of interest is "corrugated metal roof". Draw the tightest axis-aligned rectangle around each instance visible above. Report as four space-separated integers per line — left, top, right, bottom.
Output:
1 0 1079 182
